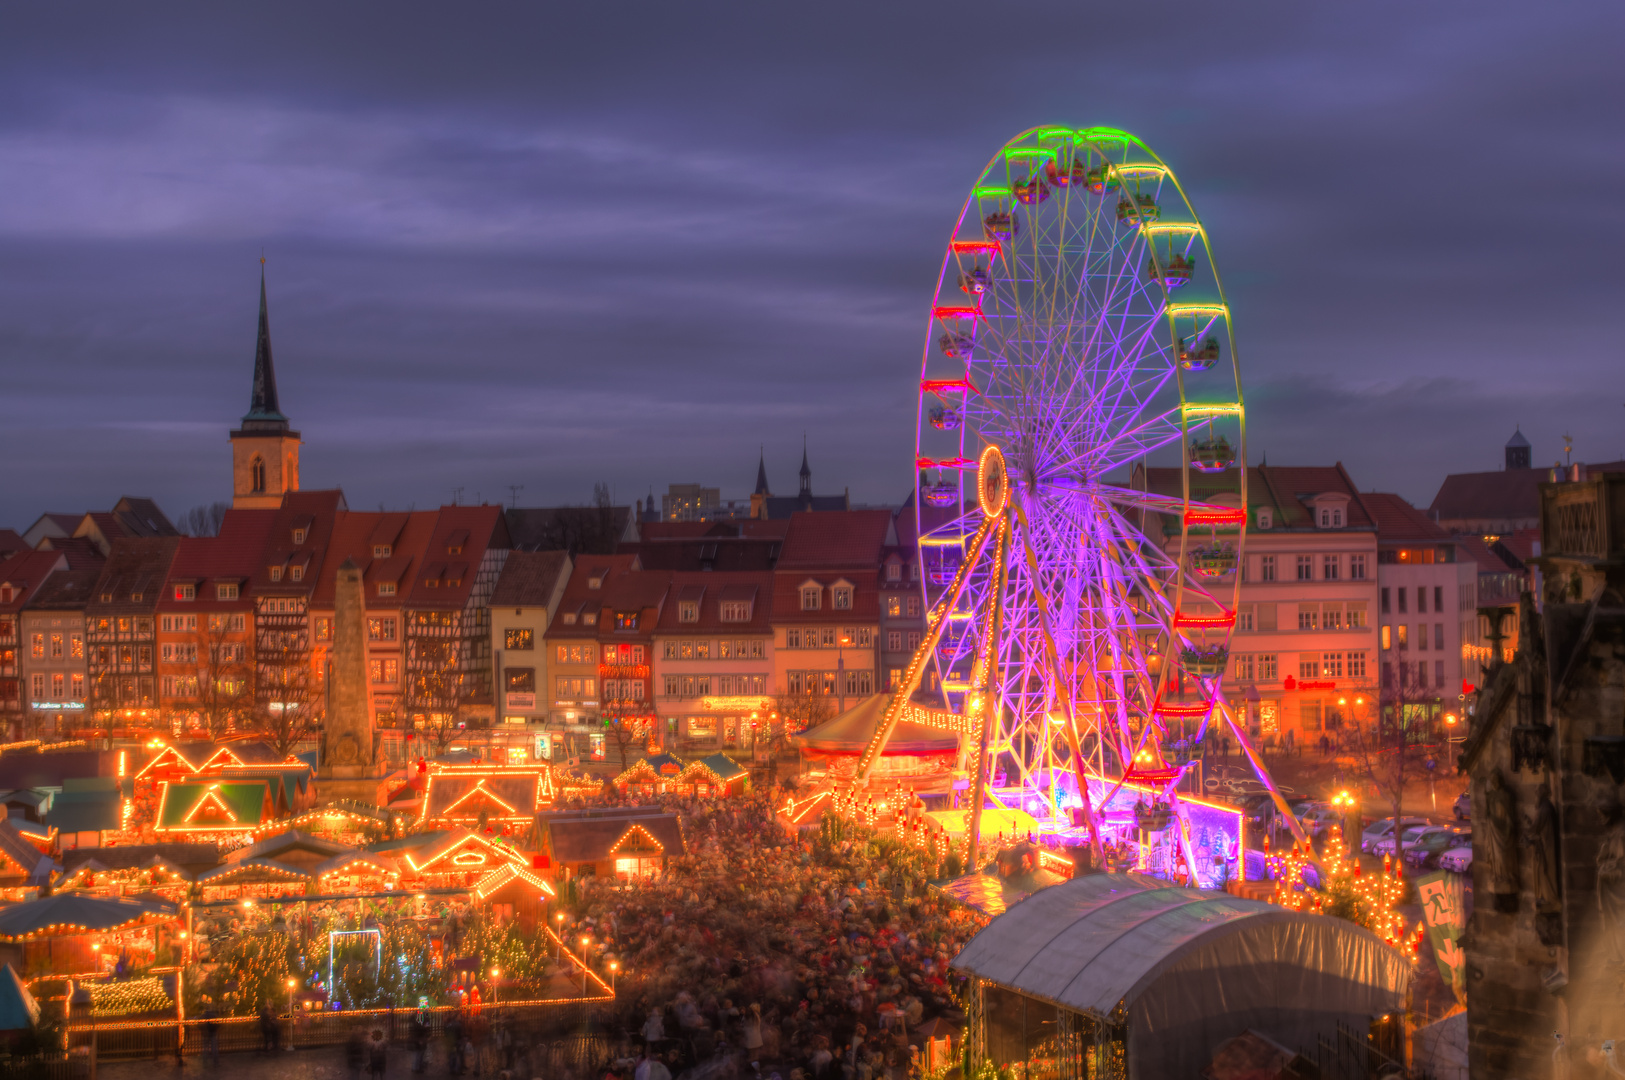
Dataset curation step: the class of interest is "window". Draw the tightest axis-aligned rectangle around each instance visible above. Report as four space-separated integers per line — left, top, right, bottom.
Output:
1348 651 1367 678
886 595 902 618
1434 623 1444 650
1235 605 1253 632
290 565 304 582
505 668 536 693
1416 662 1428 689
906 595 920 617
1349 554 1366 580
613 611 636 631
367 617 397 642
1322 604 1343 630
378 581 396 596
1435 660 1445 687
679 601 699 623
784 628 801 648
1257 654 1277 680
844 670 873 695
1380 587 1390 614
1347 602 1367 629
907 631 921 651
1396 624 1408 648
750 640 764 659
1434 586 1444 613
1256 603 1277 631
1398 589 1408 614
1299 654 1319 679
292 528 306 545
1301 700 1323 732
217 583 240 600
174 583 196 601
315 617 332 642
1256 507 1273 530
800 586 820 611
583 612 597 625
1259 555 1276 582
250 455 265 494
71 674 83 698
30 674 44 699
693 641 708 660
887 562 902 583
1417 587 1428 614
374 545 391 558
49 633 62 659
720 601 751 622
505 628 534 650
270 566 284 582
371 659 400 685
562 612 577 625
1323 555 1339 581
30 634 44 659
819 627 836 647
1298 606 1318 631
1320 652 1343 678
1234 653 1254 680
832 586 853 610
888 668 902 690
71 634 82 659
1416 624 1428 652
1296 555 1312 581
663 675 679 697
887 631 902 652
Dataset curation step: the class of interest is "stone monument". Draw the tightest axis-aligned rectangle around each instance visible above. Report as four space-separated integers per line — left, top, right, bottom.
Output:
319 557 386 804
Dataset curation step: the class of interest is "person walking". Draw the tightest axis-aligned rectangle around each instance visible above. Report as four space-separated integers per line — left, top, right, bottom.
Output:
369 1029 389 1080
348 1027 369 1080
411 1007 431 1073
202 1003 220 1068
258 1000 276 1055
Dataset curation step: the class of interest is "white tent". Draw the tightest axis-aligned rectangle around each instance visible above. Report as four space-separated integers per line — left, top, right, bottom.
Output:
951 872 1410 1079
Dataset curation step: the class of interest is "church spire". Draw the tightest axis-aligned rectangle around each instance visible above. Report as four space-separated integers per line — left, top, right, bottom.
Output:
754 447 771 496
799 437 812 497
242 261 288 429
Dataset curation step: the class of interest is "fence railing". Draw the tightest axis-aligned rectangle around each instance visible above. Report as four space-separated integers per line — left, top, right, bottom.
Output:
64 1001 610 1062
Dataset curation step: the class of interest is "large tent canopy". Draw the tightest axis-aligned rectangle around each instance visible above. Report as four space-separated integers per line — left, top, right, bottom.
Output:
952 873 1409 1079
0 894 176 939
796 695 959 756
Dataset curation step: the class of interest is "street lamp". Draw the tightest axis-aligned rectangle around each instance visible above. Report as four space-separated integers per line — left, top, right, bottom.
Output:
837 633 852 716
285 978 298 1050
608 960 617 992
1331 789 1360 849
490 967 500 1005
580 936 592 993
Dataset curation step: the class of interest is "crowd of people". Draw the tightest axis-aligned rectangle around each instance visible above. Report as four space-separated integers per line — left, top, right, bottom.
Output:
559 787 986 1080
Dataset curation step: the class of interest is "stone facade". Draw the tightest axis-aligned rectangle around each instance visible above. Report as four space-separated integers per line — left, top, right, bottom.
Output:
1460 473 1625 1079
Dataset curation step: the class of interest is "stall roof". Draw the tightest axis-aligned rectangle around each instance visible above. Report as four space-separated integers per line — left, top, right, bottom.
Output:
951 872 1407 1021
796 695 959 756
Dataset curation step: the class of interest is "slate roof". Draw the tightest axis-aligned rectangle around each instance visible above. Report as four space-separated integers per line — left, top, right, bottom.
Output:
87 537 181 616
24 568 102 610
490 550 570 607
0 552 67 615
1427 461 1625 525
1359 493 1454 543
776 510 892 570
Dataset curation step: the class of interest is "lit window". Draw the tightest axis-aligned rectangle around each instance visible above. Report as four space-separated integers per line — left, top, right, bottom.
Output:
679 602 699 623
174 584 196 601
374 545 391 558
378 581 395 596
290 565 304 582
292 528 306 545
217 583 240 600
269 566 283 582
720 601 751 622
832 587 853 610
800 586 820 611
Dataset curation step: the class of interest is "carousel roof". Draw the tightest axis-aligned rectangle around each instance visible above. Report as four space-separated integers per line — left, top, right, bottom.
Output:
0 893 176 938
796 695 960 756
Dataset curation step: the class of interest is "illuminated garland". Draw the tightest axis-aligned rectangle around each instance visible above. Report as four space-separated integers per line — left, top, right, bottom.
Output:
89 977 173 1017
1265 826 1422 957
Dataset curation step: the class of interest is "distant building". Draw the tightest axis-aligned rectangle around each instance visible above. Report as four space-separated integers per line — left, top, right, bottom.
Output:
490 550 572 733
0 552 70 737
651 571 775 751
1429 428 1625 536
879 496 927 694
751 448 850 520
86 537 182 728
21 500 178 556
658 484 721 522
19 567 100 739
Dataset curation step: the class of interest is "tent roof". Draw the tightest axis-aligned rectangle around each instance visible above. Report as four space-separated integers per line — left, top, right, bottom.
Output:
0 964 38 1030
796 695 959 755
0 894 175 939
951 872 1405 1021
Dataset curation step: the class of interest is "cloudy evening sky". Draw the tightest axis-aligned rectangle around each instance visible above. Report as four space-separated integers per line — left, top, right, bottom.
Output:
1 2 1621 526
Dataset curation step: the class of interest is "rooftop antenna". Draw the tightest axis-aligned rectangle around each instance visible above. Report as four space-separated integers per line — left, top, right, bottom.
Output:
508 485 524 509
451 486 464 506
1563 432 1573 467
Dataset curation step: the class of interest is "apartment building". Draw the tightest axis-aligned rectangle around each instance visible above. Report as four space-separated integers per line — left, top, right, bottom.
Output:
489 550 571 735
87 537 181 728
1364 493 1477 722
1144 464 1380 746
880 499 928 694
0 551 70 737
155 512 275 737
652 571 775 751
19 567 100 739
770 510 891 720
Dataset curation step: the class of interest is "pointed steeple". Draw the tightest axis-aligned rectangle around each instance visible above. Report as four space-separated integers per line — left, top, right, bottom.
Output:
754 447 771 496
798 437 812 497
242 262 288 430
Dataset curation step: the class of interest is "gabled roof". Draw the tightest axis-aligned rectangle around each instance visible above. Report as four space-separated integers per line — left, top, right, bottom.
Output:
58 844 219 879
399 828 528 874
615 753 685 784
86 537 181 615
1359 493 1453 544
249 490 347 598
540 808 685 865
0 551 67 615
159 518 277 612
684 753 748 785
156 781 270 831
422 768 555 824
0 820 52 885
44 785 121 833
196 857 311 884
652 572 773 633
0 531 26 560
1139 464 1373 533
24 567 102 611
547 555 667 640
775 510 892 570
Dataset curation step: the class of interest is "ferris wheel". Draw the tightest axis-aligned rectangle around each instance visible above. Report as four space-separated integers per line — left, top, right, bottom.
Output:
887 126 1298 862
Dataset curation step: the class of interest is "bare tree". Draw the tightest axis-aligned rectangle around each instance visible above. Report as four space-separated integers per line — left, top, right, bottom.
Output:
1345 650 1443 878
180 502 231 537
178 618 256 739
252 628 320 757
774 692 836 737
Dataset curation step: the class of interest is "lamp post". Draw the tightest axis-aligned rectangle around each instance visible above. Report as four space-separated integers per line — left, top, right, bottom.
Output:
579 935 592 993
1331 789 1360 851
837 633 851 716
608 961 617 993
286 978 298 1050
489 968 500 1006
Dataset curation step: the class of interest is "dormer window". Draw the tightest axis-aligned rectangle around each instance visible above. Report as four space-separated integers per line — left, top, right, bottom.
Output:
720 601 751 622
0 586 12 604
292 528 306 545
1255 507 1272 531
800 585 821 611
130 592 143 602
101 592 112 602
563 612 578 625
583 612 597 625
886 561 901 583
374 545 391 558
1318 507 1343 528
290 565 304 582
269 566 284 582
679 602 699 623
615 612 638 631
174 584 196 601
217 583 239 601
378 581 396 596
832 584 854 611
588 574 604 590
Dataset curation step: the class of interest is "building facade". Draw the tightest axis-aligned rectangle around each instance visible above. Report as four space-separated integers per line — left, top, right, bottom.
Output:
652 571 775 751
19 567 99 739
489 550 572 739
1 552 70 737
86 538 180 729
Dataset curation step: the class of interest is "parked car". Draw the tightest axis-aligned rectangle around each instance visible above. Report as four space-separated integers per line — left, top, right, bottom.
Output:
1299 806 1344 838
1362 816 1431 855
1438 845 1473 874
1403 827 1471 868
1453 792 1471 821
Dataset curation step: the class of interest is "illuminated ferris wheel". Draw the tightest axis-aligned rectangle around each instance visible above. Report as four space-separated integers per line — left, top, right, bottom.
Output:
904 126 1269 845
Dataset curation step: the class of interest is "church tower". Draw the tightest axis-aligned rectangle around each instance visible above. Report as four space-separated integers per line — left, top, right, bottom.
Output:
1505 426 1531 471
230 264 301 509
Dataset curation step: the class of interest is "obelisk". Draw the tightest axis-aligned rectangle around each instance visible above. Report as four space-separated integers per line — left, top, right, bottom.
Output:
319 557 386 803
